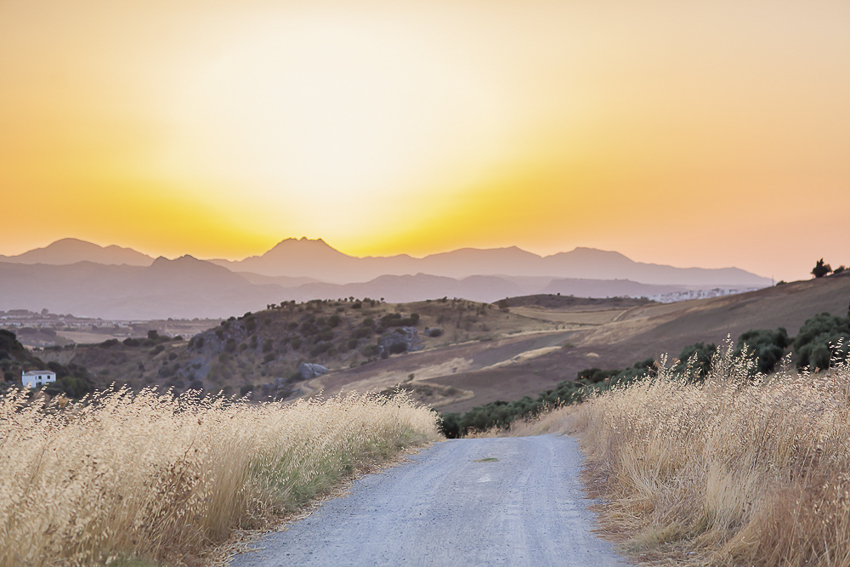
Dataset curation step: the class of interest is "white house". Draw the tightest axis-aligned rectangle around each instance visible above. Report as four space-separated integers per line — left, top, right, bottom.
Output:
22 370 57 389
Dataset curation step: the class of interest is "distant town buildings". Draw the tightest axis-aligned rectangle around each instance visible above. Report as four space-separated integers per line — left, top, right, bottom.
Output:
21 370 57 389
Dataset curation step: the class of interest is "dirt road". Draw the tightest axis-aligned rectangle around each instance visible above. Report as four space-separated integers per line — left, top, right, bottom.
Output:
229 435 626 566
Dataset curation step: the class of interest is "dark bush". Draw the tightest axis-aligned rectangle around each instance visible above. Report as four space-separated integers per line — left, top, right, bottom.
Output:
735 328 789 374
158 365 176 378
389 343 408 355
315 330 334 342
812 258 832 278
674 342 717 381
380 313 420 327
310 342 332 357
351 327 372 340
794 312 850 370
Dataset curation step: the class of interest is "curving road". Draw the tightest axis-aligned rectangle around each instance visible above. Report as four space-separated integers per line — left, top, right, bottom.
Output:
229 435 626 567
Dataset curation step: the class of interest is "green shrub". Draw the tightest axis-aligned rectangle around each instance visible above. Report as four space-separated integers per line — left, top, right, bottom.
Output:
794 312 850 370
351 327 372 340
310 342 332 357
674 342 717 381
388 343 408 355
735 328 789 374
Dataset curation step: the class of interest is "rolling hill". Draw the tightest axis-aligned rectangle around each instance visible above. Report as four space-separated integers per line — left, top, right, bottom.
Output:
21 272 849 413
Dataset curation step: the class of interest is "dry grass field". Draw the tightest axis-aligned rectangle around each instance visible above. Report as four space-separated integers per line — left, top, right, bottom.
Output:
0 388 440 566
508 345 850 566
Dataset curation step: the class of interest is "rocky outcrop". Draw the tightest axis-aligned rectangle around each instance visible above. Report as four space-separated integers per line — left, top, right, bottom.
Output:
299 362 329 380
378 327 421 355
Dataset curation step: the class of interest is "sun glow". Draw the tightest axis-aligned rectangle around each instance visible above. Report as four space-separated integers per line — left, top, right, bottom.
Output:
1 1 849 278
154 14 516 237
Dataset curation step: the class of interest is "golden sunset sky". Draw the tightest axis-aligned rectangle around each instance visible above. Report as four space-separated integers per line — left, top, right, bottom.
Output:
1 0 848 281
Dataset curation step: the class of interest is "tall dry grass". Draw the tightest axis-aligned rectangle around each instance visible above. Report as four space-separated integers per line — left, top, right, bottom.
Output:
0 388 440 566
563 343 850 565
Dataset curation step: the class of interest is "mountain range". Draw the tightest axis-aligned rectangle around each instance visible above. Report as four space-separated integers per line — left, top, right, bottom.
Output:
0 238 772 320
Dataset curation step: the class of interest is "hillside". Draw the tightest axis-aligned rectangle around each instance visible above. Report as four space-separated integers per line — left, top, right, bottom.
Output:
36 296 567 403
428 272 850 412
24 273 849 411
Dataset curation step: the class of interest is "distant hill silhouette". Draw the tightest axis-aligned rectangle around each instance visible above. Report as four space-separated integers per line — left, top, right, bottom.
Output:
209 238 771 287
0 238 153 266
0 257 282 319
0 237 773 319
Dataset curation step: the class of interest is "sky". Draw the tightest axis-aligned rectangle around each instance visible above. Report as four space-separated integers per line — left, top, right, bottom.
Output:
1 0 848 282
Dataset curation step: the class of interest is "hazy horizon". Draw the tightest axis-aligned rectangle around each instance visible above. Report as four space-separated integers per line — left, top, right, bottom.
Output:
2 0 848 282
0 236 775 278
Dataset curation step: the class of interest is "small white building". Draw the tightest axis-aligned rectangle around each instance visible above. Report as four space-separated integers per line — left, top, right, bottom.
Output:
22 370 57 389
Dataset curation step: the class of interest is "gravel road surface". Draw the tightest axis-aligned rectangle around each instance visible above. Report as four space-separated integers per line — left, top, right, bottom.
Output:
229 435 626 567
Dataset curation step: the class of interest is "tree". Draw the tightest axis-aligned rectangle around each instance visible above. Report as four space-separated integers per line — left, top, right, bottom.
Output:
812 258 832 278
793 312 850 370
735 328 789 374
674 342 718 381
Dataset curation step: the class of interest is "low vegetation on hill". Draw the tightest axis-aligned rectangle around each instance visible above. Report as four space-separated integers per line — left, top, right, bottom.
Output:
0 387 440 566
25 297 517 401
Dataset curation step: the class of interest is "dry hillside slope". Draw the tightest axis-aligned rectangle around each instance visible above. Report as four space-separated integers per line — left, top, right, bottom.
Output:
430 274 850 412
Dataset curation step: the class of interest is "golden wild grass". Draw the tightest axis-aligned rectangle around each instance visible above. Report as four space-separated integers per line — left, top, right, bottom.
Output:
555 343 850 566
0 388 440 566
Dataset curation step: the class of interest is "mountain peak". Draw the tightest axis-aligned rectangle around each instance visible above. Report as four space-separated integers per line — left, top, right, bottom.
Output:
263 237 350 259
